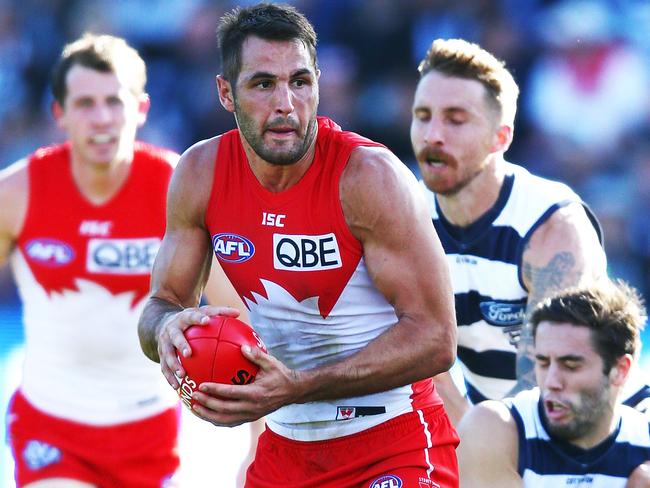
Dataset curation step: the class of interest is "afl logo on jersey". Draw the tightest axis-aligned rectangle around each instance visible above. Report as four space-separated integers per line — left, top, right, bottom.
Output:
212 233 255 263
25 238 75 266
369 475 402 488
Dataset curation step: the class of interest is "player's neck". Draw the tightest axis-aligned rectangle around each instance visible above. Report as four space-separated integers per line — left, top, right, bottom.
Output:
70 154 133 205
436 156 506 228
243 132 318 193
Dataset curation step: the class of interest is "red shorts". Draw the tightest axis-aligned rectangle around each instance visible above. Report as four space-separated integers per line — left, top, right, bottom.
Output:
246 405 459 488
7 390 180 488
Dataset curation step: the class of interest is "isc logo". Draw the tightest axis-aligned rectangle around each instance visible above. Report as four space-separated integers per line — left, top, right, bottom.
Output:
212 233 255 263
369 475 402 488
86 237 160 274
26 239 75 266
273 233 342 271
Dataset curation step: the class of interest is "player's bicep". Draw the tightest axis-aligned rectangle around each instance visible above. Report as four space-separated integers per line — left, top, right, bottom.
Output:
342 147 454 325
150 143 216 307
522 203 606 311
150 227 212 308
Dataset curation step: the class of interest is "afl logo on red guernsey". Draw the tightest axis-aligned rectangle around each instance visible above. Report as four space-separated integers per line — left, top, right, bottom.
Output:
369 475 402 488
212 233 255 263
25 238 75 266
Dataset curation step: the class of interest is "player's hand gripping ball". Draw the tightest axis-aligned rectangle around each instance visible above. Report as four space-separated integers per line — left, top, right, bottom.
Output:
176 315 266 410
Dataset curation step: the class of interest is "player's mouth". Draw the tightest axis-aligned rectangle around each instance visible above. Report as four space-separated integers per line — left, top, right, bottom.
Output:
424 156 446 168
89 134 116 145
544 398 571 422
266 126 297 138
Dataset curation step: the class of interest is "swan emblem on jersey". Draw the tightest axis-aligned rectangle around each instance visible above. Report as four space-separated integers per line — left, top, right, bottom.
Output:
212 233 255 263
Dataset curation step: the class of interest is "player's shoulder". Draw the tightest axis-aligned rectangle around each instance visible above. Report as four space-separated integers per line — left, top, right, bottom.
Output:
0 157 28 180
507 161 577 199
460 399 516 433
345 145 416 189
0 157 29 198
167 136 222 210
457 399 519 472
0 157 29 241
175 135 221 177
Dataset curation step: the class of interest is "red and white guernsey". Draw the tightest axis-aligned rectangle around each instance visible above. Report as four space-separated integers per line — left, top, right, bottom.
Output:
205 117 442 441
11 142 178 425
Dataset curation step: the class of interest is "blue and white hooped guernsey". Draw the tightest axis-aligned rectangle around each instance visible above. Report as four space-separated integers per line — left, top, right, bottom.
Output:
506 388 650 487
420 162 603 403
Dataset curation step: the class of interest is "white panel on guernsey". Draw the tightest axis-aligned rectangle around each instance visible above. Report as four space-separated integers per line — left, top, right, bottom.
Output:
493 163 580 236
457 320 520 353
447 255 526 300
11 251 176 425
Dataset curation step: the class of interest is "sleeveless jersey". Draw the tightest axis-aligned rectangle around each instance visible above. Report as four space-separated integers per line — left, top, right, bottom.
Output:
205 117 443 441
420 162 603 403
506 388 650 487
11 142 178 425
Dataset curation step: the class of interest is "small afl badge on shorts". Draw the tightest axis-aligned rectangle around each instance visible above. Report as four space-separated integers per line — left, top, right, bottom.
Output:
370 474 402 488
22 440 62 470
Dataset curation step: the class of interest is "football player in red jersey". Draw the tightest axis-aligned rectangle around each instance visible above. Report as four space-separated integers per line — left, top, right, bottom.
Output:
139 3 460 487
0 33 251 488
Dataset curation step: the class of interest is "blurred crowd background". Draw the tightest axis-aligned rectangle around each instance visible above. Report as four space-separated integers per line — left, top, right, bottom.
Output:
1 0 649 485
2 0 650 301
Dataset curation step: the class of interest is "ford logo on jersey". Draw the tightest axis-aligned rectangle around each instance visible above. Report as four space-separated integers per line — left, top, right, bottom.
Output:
212 233 255 263
479 301 525 326
369 475 402 488
26 238 75 266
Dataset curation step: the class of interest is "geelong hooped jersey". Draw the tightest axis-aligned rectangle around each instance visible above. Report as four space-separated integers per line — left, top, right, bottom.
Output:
12 142 178 425
506 388 650 487
421 163 602 403
205 117 442 441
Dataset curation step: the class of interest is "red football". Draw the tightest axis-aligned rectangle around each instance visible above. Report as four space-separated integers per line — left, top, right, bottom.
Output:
176 315 266 409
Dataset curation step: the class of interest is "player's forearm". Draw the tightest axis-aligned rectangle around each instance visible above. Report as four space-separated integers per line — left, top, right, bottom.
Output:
294 315 456 404
138 296 183 362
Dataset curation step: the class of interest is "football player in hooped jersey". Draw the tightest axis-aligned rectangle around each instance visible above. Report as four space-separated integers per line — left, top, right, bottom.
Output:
138 3 459 488
0 33 250 488
457 280 650 487
411 38 650 425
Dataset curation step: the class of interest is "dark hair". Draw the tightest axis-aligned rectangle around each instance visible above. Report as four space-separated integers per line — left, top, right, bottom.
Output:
217 3 318 85
418 38 519 126
51 33 146 105
530 280 646 374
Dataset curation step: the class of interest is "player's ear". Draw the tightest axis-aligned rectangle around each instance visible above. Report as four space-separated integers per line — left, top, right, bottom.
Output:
609 354 632 387
490 123 513 153
136 93 150 128
52 100 65 129
217 75 235 113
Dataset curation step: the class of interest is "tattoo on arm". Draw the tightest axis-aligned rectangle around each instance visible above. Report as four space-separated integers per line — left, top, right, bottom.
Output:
508 252 577 395
523 252 578 310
